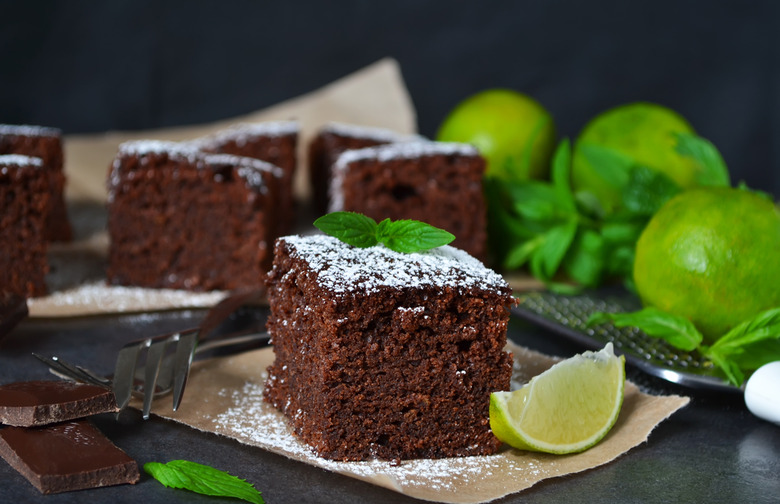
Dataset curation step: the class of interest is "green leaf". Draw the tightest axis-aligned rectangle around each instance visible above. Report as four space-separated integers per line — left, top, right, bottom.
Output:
621 165 682 216
530 219 579 281
562 228 606 287
375 218 455 253
708 307 780 358
674 132 730 186
550 138 576 213
144 460 264 504
505 181 571 222
600 216 647 245
314 211 378 248
503 235 544 270
702 350 744 387
587 307 703 352
577 143 634 191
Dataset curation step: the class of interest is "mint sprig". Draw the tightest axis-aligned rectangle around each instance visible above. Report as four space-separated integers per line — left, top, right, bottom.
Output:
314 212 455 253
488 133 731 292
144 460 263 504
587 307 780 386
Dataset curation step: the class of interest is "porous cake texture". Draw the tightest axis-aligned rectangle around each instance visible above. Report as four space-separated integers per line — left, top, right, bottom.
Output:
106 140 282 291
0 124 71 242
308 122 420 215
329 141 488 260
191 121 298 233
0 154 51 297
263 234 514 461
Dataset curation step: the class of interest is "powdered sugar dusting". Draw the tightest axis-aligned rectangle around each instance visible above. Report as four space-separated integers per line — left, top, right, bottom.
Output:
334 141 478 168
0 154 43 167
0 123 61 137
281 234 508 294
211 379 543 495
191 121 299 150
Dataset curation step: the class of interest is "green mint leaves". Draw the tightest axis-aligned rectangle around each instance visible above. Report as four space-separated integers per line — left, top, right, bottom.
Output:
488 132 731 292
144 460 264 504
314 212 455 253
587 307 780 386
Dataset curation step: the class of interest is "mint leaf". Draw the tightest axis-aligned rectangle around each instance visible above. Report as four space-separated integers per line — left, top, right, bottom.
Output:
707 307 780 359
529 219 578 280
376 218 455 253
144 460 264 504
621 165 681 216
314 212 378 248
551 139 576 213
562 228 606 287
577 142 634 191
674 132 730 186
587 308 703 351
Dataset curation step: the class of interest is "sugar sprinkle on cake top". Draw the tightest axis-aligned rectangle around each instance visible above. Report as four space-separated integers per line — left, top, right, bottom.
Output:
0 154 44 167
282 234 508 294
333 141 478 169
0 124 61 138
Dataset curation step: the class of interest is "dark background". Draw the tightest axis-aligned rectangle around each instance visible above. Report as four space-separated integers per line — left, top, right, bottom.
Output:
1 0 777 196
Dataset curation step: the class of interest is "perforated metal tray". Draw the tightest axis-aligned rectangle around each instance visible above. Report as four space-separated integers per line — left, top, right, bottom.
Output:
512 290 740 393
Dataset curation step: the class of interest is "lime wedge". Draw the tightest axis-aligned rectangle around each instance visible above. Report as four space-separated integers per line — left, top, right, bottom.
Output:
490 343 625 454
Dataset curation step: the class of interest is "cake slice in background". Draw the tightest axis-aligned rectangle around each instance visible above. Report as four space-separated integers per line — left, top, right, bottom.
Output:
0 124 71 242
263 234 513 461
190 121 298 233
0 154 51 297
106 140 282 291
308 122 421 216
329 141 487 260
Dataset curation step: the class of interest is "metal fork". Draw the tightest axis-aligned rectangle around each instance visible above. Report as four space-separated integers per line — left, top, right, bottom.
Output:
35 287 268 419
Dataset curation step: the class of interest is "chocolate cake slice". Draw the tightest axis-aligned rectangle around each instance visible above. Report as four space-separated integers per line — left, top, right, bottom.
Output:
0 154 51 298
107 140 282 291
308 122 420 215
191 121 298 233
263 234 513 461
0 124 71 242
328 141 488 260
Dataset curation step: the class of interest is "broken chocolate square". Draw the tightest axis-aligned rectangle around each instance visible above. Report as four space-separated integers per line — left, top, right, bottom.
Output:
0 419 140 494
0 380 118 427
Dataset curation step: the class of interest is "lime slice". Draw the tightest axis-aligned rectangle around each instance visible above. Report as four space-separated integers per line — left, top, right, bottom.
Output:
490 343 625 454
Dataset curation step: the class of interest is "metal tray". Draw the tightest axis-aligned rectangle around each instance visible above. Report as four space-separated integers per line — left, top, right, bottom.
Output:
512 289 740 393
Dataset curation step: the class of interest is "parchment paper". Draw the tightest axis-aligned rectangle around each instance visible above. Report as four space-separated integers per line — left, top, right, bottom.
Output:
136 341 690 504
28 58 419 317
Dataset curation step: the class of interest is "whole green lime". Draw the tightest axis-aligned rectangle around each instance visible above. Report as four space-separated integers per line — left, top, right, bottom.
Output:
572 102 699 214
633 187 780 343
437 89 556 181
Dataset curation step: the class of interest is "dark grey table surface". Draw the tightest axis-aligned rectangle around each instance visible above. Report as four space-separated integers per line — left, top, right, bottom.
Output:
1 304 779 504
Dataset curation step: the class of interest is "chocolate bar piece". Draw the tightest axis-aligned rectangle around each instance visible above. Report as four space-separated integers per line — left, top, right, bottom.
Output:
0 291 27 341
0 420 140 494
0 380 118 427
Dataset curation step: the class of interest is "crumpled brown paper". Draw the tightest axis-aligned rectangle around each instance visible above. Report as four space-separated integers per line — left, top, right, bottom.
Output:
136 341 690 504
28 58 418 317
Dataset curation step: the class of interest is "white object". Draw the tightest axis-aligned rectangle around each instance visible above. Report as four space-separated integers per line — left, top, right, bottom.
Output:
744 361 780 426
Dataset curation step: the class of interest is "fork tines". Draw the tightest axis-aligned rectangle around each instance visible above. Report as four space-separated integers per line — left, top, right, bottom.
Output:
112 327 199 419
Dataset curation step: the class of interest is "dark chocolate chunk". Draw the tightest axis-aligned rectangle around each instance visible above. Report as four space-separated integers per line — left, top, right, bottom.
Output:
0 420 139 494
0 380 118 427
0 291 28 341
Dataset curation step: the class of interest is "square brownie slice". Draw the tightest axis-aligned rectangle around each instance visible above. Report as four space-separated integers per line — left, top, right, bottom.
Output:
0 124 71 242
0 154 51 297
263 234 513 461
191 121 298 233
328 141 488 260
106 140 282 291
308 122 420 216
